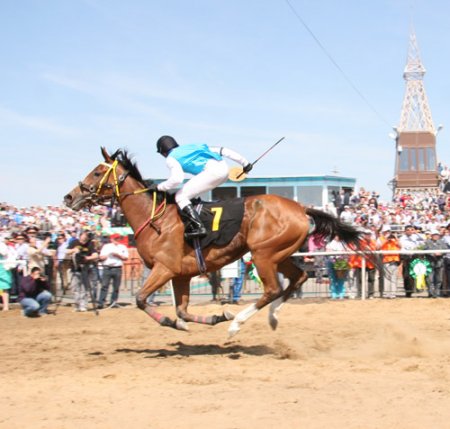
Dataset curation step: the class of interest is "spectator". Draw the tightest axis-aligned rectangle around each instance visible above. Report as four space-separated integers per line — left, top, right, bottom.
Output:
349 230 377 299
378 225 401 298
340 205 355 224
399 225 422 297
56 233 70 292
332 190 346 216
66 231 99 312
221 259 241 302
443 224 450 297
207 270 222 302
97 233 129 309
308 234 326 287
68 229 78 245
27 234 53 272
19 267 53 317
326 235 348 300
230 257 246 304
14 232 29 285
424 229 447 298
0 237 13 311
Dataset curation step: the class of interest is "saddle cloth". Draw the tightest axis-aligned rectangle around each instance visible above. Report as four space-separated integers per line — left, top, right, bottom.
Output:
182 198 245 249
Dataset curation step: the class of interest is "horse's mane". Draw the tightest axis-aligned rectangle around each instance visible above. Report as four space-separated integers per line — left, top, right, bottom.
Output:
110 148 176 203
111 149 146 185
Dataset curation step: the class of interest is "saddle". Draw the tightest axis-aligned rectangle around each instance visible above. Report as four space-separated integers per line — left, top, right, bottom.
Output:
180 198 245 249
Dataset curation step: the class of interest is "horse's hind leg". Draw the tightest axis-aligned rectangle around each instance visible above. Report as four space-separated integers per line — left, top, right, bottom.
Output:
228 255 282 337
173 278 234 326
278 257 308 302
268 258 308 330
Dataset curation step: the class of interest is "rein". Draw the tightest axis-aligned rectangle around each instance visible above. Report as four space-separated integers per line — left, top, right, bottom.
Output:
134 194 167 239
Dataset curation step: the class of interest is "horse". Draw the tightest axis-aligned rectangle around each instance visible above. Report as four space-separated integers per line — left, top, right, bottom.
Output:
64 148 364 337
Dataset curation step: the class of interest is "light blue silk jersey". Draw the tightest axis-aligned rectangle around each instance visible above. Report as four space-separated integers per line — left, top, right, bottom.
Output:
169 143 222 175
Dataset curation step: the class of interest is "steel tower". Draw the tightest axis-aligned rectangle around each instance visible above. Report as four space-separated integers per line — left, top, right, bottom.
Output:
392 30 440 191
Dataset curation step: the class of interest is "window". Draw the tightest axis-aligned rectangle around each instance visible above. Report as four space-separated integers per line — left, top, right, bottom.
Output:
268 186 294 199
297 186 322 207
426 148 436 171
399 148 409 171
241 186 266 197
418 148 425 171
410 148 417 171
212 187 237 200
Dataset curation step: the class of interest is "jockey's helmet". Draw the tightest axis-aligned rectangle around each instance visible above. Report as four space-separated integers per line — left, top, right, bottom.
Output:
156 135 179 157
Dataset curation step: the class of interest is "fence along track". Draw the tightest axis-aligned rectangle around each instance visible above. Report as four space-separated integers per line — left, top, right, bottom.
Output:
10 249 450 305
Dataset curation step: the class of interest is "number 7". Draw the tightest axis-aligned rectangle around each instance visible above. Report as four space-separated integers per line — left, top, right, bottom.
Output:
210 207 223 231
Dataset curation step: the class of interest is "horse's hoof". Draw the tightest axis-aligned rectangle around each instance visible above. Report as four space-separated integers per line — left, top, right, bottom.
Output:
269 313 279 331
228 322 240 338
175 318 189 331
223 310 235 321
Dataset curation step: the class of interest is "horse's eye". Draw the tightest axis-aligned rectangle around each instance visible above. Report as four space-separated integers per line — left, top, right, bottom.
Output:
93 172 101 177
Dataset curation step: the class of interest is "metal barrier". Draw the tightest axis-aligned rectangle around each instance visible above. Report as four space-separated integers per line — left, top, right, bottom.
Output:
9 248 450 304
292 249 450 300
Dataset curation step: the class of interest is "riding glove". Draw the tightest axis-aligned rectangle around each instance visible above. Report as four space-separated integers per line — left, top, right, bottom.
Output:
243 163 253 174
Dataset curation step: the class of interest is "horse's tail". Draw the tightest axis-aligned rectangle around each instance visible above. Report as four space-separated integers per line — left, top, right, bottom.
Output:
305 207 383 273
305 207 362 247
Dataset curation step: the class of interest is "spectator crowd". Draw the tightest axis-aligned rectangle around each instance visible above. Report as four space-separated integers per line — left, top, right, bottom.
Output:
1 180 450 313
0 204 130 315
310 185 450 300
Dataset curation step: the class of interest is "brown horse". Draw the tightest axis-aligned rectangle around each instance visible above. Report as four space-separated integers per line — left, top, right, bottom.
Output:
64 148 363 336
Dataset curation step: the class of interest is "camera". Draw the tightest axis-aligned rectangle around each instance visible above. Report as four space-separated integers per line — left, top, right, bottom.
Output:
37 232 52 240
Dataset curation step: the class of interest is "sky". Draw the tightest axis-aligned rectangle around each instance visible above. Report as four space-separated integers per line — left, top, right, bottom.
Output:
1 0 449 207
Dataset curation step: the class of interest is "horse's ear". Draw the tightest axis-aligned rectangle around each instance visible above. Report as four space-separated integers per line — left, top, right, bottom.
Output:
101 147 112 162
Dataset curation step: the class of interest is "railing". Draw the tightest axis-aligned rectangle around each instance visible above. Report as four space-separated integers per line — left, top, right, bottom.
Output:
292 249 450 300
7 248 450 303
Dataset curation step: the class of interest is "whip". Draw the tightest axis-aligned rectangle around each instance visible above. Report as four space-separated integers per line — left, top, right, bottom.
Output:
229 137 285 182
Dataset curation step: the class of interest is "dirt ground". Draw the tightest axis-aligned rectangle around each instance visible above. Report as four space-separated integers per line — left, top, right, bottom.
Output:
3 298 450 429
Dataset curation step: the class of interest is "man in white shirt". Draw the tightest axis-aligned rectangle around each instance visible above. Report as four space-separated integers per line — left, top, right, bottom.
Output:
399 225 421 298
97 233 129 309
339 206 355 224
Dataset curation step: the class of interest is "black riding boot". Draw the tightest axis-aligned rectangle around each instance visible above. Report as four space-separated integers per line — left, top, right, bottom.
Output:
182 204 207 239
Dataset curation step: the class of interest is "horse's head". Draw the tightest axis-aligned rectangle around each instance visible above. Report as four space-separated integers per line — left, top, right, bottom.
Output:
64 147 126 211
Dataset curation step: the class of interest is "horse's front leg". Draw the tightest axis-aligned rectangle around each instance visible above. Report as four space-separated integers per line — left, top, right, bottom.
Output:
136 265 188 331
173 277 234 326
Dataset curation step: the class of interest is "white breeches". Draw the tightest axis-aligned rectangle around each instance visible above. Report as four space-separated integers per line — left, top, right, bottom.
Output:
175 160 229 209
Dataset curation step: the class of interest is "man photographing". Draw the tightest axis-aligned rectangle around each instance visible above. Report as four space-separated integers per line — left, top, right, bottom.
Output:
19 267 53 317
66 230 99 312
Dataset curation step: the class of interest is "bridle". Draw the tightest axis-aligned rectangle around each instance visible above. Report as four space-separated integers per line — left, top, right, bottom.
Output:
77 159 167 236
78 159 134 206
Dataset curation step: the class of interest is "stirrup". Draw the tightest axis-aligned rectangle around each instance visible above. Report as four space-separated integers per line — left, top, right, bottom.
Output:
184 226 207 240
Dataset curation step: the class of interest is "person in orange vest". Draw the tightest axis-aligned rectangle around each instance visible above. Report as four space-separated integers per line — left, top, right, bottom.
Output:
349 229 377 299
377 225 401 298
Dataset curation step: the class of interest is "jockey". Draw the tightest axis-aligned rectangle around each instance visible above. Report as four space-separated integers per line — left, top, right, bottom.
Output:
150 135 252 239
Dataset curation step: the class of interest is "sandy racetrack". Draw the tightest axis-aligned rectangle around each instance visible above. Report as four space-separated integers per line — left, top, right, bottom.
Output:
3 298 450 429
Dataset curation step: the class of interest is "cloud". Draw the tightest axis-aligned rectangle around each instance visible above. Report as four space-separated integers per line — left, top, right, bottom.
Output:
0 105 80 138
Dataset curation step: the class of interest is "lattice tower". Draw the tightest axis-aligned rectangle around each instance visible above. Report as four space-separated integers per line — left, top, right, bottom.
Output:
398 30 435 133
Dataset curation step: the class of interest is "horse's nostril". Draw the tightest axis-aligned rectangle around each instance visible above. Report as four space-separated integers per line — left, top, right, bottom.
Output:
64 194 72 203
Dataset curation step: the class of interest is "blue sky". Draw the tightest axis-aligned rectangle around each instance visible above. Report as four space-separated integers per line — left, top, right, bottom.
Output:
1 0 449 207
